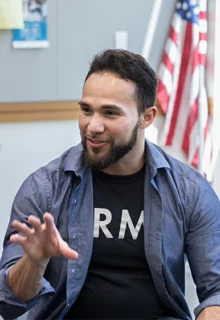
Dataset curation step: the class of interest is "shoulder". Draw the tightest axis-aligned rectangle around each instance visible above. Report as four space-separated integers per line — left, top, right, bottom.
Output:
151 144 219 218
31 143 83 183
151 143 204 185
14 144 83 204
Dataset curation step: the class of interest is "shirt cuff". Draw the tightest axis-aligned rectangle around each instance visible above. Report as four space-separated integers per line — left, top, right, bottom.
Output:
1 266 55 309
194 294 220 318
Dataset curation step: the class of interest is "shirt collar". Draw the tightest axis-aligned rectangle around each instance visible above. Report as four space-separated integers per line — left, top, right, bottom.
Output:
144 139 170 180
63 140 170 179
64 143 87 177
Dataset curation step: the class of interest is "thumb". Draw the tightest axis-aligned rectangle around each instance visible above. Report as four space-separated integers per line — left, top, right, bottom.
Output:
59 240 78 260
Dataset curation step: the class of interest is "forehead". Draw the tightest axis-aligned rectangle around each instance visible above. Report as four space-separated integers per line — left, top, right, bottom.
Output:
82 72 137 103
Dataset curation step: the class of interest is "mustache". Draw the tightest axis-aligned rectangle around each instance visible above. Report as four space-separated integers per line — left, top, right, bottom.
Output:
84 135 112 142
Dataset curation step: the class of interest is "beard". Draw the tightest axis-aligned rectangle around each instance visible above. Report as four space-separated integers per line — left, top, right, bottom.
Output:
82 122 139 170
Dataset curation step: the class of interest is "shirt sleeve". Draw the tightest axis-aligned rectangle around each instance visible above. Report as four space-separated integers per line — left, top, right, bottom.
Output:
0 172 55 319
184 175 220 318
194 295 220 318
0 265 55 319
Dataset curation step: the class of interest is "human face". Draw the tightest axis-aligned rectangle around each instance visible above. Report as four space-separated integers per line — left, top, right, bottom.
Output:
78 72 145 172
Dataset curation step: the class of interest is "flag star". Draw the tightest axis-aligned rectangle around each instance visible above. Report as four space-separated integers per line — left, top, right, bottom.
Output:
191 0 197 5
186 11 192 18
182 2 188 10
194 7 200 15
176 2 181 9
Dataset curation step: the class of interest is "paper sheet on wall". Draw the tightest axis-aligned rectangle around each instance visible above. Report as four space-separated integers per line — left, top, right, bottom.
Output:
0 0 24 29
12 0 49 49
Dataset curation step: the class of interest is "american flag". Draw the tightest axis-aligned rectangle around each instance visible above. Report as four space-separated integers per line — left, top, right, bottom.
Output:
157 0 213 179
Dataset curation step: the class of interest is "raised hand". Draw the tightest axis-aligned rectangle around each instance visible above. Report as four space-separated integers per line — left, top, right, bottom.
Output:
10 212 78 264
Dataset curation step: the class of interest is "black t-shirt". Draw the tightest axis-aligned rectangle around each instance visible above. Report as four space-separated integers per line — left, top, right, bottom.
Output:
64 166 172 319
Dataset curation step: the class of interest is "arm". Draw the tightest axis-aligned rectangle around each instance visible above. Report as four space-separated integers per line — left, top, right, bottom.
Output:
185 177 220 318
0 171 77 319
196 306 220 319
8 254 48 302
8 213 78 301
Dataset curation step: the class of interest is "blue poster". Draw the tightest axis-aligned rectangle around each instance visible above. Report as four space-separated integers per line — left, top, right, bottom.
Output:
12 0 49 49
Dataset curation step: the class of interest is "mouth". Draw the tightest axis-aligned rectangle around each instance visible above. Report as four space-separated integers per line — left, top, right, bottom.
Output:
86 137 110 148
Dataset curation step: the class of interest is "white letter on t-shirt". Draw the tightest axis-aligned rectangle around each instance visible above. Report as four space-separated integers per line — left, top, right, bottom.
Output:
118 210 144 239
94 208 113 238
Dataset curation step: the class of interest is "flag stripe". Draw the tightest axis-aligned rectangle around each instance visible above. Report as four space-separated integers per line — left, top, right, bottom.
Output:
157 0 213 180
157 79 170 113
165 23 193 145
163 52 174 75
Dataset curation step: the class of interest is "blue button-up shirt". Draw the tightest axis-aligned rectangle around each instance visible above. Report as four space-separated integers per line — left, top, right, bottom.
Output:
0 140 220 320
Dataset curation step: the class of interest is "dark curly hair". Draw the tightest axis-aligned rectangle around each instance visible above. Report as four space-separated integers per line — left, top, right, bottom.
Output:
85 49 158 114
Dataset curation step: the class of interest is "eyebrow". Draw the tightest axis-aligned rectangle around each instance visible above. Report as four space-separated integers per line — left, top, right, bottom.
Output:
78 101 123 111
78 101 90 107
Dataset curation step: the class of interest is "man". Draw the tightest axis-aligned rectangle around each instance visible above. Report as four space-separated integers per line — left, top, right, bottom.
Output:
0 49 220 320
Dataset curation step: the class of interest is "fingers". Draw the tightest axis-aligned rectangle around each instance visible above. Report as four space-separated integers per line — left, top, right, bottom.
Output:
43 212 56 232
10 216 42 245
64 248 78 260
10 233 27 245
12 220 33 236
10 212 79 261
59 241 78 260
28 216 42 233
11 216 43 236
10 213 54 240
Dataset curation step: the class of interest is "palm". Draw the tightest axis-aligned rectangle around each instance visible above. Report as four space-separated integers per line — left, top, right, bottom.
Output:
10 212 78 263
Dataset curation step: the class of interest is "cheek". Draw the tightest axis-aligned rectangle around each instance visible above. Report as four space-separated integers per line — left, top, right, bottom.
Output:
78 115 88 132
118 118 134 131
119 120 139 140
111 120 131 138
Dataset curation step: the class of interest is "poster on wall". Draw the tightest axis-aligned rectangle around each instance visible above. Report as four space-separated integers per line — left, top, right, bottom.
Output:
12 0 49 49
0 0 24 30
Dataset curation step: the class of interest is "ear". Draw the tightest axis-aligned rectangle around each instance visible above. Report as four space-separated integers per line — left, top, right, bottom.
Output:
139 106 157 129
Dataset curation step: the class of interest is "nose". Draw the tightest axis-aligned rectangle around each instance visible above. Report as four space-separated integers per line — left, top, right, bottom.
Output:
87 114 104 133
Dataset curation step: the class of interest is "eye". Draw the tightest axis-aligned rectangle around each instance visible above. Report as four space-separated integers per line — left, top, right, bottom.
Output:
80 106 93 115
103 110 120 117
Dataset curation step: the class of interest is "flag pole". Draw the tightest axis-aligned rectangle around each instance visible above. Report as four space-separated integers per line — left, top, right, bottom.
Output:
142 0 163 145
198 68 205 174
211 0 220 178
198 0 207 174
141 0 163 59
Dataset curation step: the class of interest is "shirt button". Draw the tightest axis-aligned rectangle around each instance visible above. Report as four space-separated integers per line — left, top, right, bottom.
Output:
72 268 75 273
74 199 77 204
73 234 77 239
